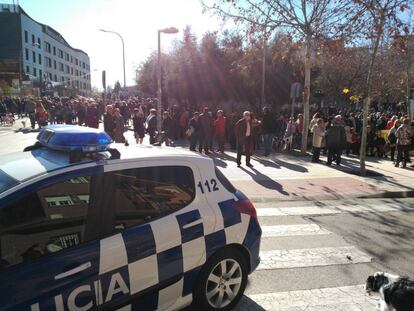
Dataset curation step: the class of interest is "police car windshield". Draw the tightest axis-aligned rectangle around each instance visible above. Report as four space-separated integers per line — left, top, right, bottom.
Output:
0 170 19 194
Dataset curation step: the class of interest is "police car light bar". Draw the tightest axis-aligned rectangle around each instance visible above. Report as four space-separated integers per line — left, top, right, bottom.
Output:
37 125 113 153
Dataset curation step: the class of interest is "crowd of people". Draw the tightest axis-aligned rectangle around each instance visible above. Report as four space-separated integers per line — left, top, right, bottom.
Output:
1 95 413 168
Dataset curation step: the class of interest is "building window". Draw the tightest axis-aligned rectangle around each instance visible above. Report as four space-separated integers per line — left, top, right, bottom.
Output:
75 69 78 76
65 53 69 61
24 30 28 43
53 46 56 55
33 68 37 77
61 76 64 82
66 65 70 74
58 49 63 58
38 54 42 65
32 51 36 63
39 69 42 79
31 34 35 44
37 38 41 49
54 60 57 70
82 62 85 69
45 42 51 53
54 74 57 81
26 66 30 73
49 72 52 80
75 58 78 66
70 56 73 63
25 48 29 60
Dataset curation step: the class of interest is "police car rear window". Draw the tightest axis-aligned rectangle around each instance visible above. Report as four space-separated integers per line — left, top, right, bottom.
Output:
0 169 19 194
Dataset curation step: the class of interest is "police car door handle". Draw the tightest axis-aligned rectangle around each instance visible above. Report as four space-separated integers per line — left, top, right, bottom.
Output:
54 261 92 280
182 218 203 229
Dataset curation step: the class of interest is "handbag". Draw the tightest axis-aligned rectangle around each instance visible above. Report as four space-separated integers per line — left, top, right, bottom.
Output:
186 126 195 137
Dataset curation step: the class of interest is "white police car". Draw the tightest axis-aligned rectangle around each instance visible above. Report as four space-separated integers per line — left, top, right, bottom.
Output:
0 125 261 311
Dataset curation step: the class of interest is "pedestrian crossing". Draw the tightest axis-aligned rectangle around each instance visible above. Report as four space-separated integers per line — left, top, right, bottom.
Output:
234 202 387 310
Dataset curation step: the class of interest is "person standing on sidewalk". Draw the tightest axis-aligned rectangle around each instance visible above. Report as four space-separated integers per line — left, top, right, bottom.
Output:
132 108 145 144
311 118 325 163
188 112 200 151
325 115 346 166
113 108 126 143
146 108 157 145
395 118 413 168
214 110 226 153
262 107 275 156
235 111 254 168
103 105 115 140
198 107 214 154
387 119 401 163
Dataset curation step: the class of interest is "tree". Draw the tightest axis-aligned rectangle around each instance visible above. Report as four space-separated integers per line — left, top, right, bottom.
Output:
203 0 351 154
352 0 413 176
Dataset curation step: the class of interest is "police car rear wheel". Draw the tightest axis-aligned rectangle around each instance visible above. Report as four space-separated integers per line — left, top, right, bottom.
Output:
194 248 248 310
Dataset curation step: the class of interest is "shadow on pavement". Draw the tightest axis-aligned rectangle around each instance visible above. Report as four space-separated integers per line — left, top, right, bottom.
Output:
239 166 289 196
310 199 414 275
233 295 266 311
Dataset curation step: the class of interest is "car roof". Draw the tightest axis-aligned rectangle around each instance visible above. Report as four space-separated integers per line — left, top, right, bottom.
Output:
0 144 212 183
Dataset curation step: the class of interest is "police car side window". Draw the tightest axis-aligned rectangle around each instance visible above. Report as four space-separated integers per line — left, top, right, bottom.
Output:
0 176 93 271
112 166 195 231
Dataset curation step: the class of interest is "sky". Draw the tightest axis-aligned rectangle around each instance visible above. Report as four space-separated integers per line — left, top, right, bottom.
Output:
9 0 222 89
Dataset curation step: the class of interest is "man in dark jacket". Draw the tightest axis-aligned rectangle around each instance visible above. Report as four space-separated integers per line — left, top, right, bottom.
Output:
103 105 115 139
326 115 346 166
262 107 275 156
235 111 254 167
198 107 214 154
146 108 157 144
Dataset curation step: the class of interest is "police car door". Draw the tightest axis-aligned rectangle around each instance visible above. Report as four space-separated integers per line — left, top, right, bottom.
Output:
98 160 216 310
0 168 104 311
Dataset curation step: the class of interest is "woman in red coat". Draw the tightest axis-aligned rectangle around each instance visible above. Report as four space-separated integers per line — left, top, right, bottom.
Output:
214 110 226 153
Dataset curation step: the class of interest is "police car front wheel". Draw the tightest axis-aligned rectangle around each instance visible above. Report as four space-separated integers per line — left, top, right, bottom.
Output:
193 248 248 310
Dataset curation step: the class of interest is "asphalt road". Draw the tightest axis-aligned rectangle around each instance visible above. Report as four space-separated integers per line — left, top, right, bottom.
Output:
1 122 414 310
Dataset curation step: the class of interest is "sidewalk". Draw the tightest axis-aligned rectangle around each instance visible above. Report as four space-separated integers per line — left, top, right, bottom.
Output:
198 146 414 202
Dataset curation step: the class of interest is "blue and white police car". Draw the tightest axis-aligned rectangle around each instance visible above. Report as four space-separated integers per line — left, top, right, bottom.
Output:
0 125 261 311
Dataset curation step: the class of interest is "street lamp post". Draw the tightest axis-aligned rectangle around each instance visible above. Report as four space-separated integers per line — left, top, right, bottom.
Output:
157 27 178 134
99 29 126 88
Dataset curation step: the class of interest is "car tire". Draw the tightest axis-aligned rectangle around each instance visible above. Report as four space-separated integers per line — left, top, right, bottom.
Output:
193 248 248 311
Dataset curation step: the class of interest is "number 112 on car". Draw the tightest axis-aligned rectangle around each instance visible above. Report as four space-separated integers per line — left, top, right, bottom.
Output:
197 179 219 193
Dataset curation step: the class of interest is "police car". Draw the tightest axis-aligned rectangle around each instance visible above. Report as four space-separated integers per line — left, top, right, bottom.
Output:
0 125 261 311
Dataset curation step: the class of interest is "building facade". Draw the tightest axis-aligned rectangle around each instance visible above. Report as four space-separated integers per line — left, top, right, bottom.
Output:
0 3 91 95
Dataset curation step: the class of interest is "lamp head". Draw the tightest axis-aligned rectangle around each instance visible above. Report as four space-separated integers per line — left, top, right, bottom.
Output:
159 27 179 34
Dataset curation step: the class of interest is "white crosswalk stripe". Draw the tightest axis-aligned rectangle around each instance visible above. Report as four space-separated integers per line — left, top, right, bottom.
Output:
255 202 410 217
261 224 331 237
236 285 378 311
236 202 383 310
258 246 372 270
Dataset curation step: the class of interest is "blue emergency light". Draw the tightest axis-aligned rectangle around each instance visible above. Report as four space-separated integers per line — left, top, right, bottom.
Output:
37 125 113 152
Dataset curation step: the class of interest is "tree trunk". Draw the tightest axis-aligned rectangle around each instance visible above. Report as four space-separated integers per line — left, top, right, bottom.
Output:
360 31 382 176
301 36 312 155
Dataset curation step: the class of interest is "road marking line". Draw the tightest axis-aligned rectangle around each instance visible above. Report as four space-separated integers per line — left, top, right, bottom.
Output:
237 285 378 311
261 224 331 237
258 246 372 270
256 203 410 217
